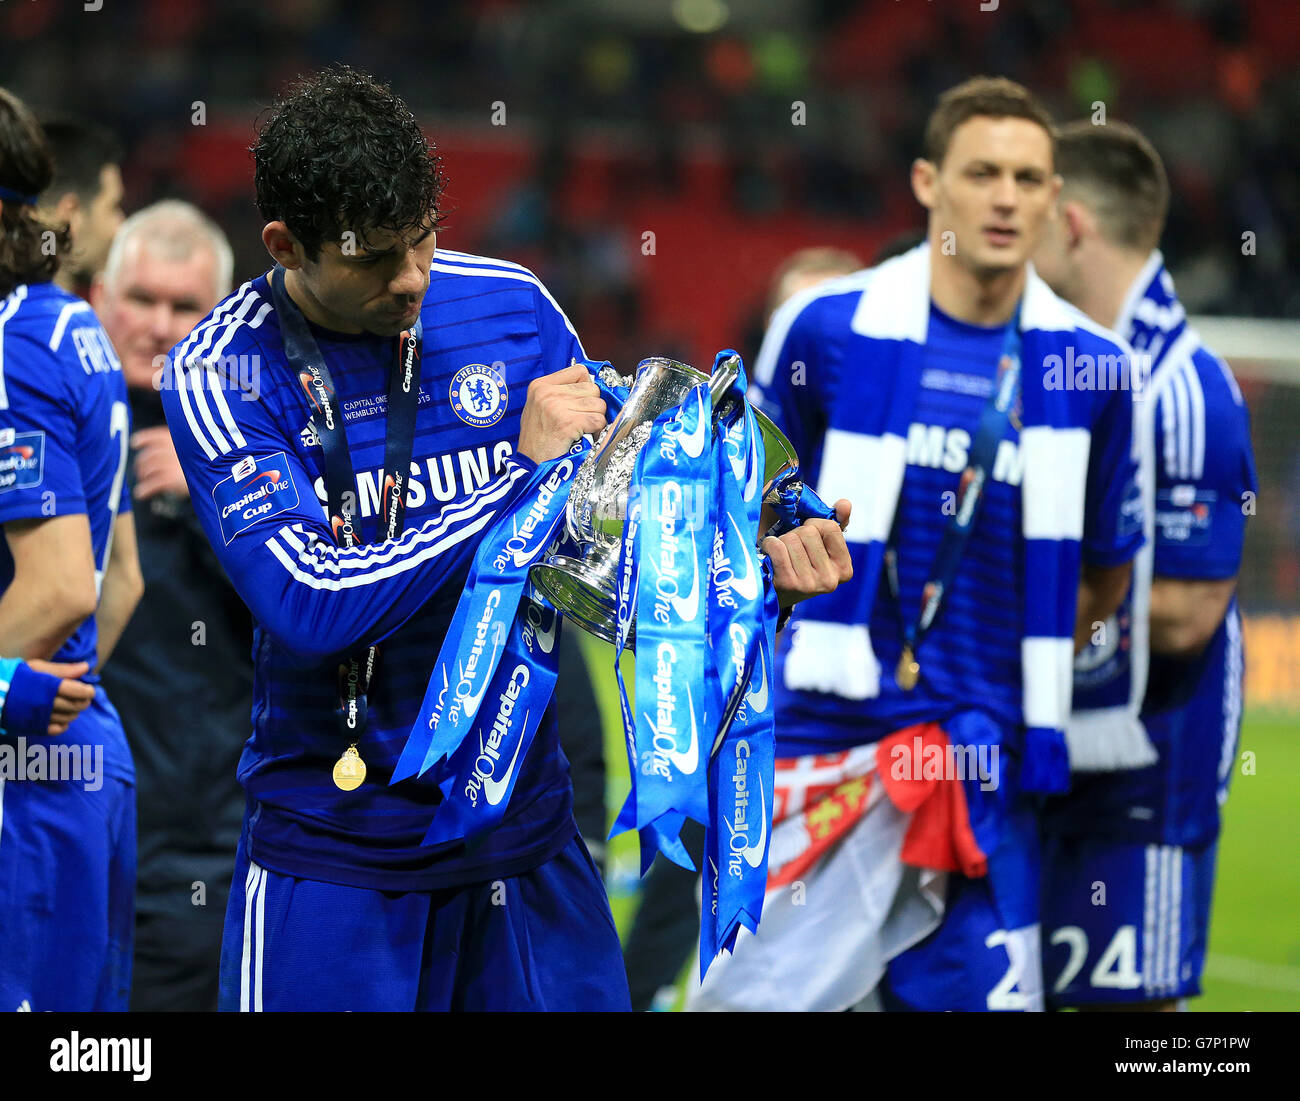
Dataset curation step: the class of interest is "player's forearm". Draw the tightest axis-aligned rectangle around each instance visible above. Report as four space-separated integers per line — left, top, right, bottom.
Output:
1148 576 1236 658
0 585 92 661
260 540 482 666
95 512 144 668
95 561 144 669
246 459 535 665
1074 560 1133 654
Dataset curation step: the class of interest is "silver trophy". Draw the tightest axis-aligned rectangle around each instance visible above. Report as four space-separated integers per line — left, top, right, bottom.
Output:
530 355 798 646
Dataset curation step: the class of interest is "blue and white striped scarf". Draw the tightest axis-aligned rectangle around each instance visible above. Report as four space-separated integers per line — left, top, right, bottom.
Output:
782 244 1124 794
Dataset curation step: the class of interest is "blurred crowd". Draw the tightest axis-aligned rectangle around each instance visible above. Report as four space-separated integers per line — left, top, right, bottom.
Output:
6 0 1298 340
8 0 1300 605
8 1 1298 608
4 3 1297 1011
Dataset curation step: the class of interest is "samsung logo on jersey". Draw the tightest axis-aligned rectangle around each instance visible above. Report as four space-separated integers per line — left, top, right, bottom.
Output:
312 441 514 519
905 423 1023 486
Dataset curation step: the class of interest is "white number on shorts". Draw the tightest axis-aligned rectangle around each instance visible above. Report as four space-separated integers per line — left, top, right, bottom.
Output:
1091 924 1142 989
985 927 1042 1011
1049 925 1088 994
1049 924 1143 993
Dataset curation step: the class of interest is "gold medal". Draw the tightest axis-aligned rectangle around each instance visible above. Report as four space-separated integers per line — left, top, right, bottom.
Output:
896 646 920 691
332 745 367 791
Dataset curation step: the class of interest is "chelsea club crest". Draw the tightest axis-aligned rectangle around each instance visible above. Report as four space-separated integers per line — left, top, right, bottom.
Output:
450 363 508 428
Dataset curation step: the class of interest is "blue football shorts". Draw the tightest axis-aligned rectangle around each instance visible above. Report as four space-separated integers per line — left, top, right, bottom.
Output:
1041 833 1216 1006
881 781 1045 1012
0 691 136 1011
219 821 631 1011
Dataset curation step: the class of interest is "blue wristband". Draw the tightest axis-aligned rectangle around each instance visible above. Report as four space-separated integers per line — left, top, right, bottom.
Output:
0 659 65 737
0 657 20 733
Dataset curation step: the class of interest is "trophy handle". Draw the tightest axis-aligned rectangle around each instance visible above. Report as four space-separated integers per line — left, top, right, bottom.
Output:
530 354 799 648
707 353 740 411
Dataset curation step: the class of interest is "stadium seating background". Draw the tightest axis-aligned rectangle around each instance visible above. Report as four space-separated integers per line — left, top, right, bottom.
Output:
5 0 1297 1009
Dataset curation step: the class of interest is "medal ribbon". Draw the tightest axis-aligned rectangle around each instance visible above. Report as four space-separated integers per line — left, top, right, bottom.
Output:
886 307 1023 685
269 267 422 754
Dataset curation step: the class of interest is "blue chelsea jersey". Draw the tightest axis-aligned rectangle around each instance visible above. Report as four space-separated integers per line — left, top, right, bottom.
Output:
1045 256 1257 846
0 283 131 673
754 284 1141 756
1126 268 1257 845
161 250 589 891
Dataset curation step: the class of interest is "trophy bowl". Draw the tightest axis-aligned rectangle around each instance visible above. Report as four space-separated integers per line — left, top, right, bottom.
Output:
530 356 798 646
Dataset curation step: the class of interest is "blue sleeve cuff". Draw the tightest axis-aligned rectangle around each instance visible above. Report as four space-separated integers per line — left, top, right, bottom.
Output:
0 657 21 733
0 660 64 738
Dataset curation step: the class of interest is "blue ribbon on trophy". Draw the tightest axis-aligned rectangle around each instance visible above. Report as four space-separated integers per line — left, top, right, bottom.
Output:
611 488 696 872
701 363 780 965
391 446 585 790
419 587 562 845
623 382 714 841
396 348 831 974
602 350 832 974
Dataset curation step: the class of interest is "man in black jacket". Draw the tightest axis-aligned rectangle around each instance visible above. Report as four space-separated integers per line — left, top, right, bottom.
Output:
93 200 251 1011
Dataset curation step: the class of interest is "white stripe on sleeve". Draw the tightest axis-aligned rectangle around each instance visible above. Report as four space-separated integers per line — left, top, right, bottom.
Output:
176 363 217 461
265 464 527 588
274 466 524 575
188 361 232 455
266 511 498 591
47 299 92 351
1172 368 1191 480
174 289 272 458
1164 384 1185 480
172 288 256 459
175 285 254 365
1184 362 1206 479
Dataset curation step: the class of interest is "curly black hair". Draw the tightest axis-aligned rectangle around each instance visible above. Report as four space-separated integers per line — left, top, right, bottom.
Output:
0 87 70 298
252 65 445 262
